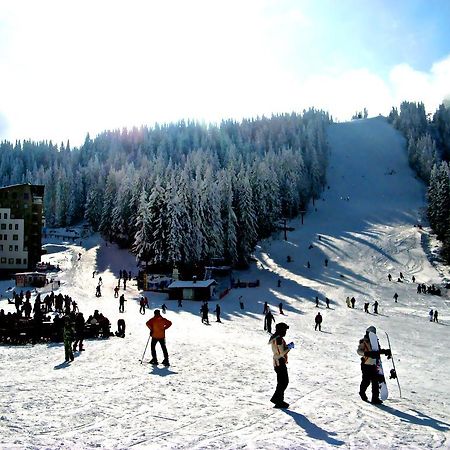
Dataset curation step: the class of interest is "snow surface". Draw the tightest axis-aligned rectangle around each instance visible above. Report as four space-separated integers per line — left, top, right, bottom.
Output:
1 117 449 449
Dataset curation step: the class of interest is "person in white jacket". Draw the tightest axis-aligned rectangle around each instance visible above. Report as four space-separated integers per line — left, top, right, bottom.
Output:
268 322 293 409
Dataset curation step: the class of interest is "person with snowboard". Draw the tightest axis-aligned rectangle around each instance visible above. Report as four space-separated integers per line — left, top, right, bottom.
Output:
146 310 172 366
357 326 391 404
325 297 330 308
388 273 392 282
364 302 370 313
269 322 293 409
351 297 356 309
429 309 434 322
433 310 439 323
393 292 398 303
316 296 319 307
278 302 285 315
264 310 275 333
314 312 322 331
263 301 270 315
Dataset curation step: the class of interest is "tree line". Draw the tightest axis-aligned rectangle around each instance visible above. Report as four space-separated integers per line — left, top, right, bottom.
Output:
388 101 450 263
0 110 331 268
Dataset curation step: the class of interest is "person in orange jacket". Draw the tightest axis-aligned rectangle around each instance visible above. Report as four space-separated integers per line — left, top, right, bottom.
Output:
146 309 172 366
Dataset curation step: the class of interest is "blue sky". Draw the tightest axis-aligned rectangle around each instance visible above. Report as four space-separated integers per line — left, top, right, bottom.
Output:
0 0 449 146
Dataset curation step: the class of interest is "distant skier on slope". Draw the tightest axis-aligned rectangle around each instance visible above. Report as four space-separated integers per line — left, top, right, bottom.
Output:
357 326 391 404
314 312 322 331
264 310 275 333
269 323 293 409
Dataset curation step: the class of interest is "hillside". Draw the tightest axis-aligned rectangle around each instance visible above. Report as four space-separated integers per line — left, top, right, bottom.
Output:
0 117 449 450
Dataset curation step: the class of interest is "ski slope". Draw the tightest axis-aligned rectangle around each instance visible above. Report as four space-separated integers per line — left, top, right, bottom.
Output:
1 117 449 449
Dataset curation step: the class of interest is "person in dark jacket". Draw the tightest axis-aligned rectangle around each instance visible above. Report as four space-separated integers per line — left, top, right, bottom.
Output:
314 312 322 331
119 294 126 313
214 304 221 323
269 323 293 409
72 312 85 352
264 310 275 333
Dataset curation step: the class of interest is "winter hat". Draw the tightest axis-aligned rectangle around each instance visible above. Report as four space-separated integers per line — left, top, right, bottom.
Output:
275 322 289 332
154 309 161 316
366 325 376 334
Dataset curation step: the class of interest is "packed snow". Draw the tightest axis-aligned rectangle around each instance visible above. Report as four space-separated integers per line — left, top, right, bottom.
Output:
1 117 449 449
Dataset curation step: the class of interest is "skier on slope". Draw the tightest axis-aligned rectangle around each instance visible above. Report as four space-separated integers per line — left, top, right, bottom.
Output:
264 310 275 333
357 326 391 404
146 310 172 366
269 322 293 409
314 312 322 331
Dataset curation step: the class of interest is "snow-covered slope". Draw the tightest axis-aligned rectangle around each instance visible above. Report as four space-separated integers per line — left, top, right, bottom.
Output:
1 117 449 449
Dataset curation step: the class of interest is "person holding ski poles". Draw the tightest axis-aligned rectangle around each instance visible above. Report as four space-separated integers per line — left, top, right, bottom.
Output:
357 326 391 404
146 310 172 367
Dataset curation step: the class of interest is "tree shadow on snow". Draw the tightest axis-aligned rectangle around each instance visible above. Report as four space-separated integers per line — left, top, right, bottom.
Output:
380 406 450 432
282 410 345 446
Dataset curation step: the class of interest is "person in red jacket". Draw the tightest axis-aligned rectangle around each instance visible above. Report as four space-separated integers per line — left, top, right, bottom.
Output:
146 310 172 366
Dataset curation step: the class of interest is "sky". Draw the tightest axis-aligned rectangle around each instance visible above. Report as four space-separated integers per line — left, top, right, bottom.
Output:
1 0 450 147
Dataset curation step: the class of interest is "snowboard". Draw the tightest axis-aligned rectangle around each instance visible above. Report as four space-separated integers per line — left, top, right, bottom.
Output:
368 331 388 401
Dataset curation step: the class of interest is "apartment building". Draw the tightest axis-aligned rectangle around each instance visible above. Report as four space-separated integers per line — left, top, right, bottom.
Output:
0 184 45 274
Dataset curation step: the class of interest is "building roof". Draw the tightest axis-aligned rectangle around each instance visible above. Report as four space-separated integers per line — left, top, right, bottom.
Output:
0 183 44 190
168 279 216 289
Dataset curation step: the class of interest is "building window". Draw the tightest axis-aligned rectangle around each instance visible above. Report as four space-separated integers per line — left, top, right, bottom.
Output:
24 193 30 200
0 224 5 230
15 224 18 230
13 234 18 240
23 258 27 265
8 258 14 264
3 234 6 240
0 244 3 251
14 245 18 251
1 257 6 263
9 245 13 251
3 213 6 219
8 224 12 230
0 235 2 241
15 258 21 264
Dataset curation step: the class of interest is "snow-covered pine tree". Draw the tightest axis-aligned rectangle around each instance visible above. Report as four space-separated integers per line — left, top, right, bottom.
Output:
133 189 153 267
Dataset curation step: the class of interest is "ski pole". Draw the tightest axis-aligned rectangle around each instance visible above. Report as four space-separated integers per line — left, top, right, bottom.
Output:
140 333 151 364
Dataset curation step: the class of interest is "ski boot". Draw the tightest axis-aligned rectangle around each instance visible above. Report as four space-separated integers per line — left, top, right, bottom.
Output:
162 359 170 367
149 359 158 365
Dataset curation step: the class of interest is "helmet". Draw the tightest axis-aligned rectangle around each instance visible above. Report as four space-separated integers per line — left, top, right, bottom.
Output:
366 325 376 334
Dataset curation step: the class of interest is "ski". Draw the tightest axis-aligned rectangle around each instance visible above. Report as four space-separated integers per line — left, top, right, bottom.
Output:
385 332 402 398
